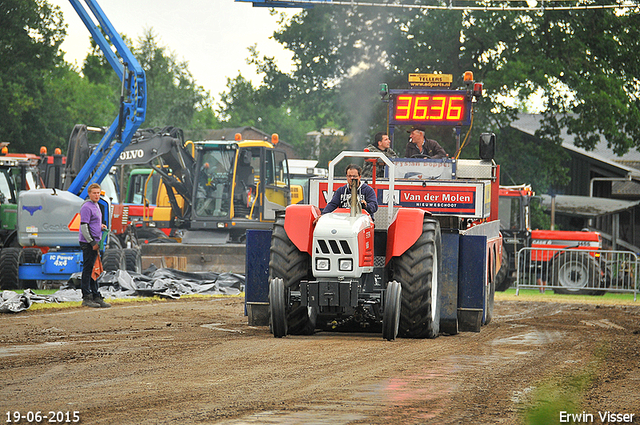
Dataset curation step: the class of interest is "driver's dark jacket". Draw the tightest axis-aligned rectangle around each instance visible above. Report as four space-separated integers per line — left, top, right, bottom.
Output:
322 182 378 219
405 139 447 159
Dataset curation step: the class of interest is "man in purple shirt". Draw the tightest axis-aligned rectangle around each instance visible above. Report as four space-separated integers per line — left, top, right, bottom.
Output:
79 183 110 308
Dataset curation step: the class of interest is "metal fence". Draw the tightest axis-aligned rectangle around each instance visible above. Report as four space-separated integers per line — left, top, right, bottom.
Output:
515 247 638 300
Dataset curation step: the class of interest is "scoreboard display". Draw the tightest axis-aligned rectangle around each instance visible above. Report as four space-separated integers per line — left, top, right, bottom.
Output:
389 90 472 126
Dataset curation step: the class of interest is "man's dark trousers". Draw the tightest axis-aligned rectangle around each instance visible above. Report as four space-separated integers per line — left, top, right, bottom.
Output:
80 242 99 299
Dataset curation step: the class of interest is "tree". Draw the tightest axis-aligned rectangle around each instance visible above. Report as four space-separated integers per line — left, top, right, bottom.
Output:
474 5 640 155
0 0 68 152
43 64 117 148
80 27 218 132
217 48 316 154
133 29 210 129
497 127 570 193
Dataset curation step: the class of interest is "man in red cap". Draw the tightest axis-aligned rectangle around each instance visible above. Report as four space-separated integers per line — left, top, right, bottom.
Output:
405 125 448 159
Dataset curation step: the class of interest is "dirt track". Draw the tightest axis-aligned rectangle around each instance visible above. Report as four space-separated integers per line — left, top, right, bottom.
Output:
1 296 639 424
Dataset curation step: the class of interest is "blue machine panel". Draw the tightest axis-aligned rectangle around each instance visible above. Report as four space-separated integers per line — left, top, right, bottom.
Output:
245 229 272 326
19 251 83 281
44 252 84 275
458 234 487 332
440 230 460 335
245 230 272 303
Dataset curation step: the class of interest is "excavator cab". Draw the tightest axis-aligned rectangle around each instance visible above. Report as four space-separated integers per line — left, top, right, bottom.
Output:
194 145 235 218
185 140 293 243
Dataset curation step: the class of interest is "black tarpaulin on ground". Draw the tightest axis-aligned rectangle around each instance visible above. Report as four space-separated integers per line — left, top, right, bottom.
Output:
0 267 245 313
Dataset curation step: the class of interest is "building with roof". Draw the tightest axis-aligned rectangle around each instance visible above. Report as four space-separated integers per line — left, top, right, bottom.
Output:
510 114 640 251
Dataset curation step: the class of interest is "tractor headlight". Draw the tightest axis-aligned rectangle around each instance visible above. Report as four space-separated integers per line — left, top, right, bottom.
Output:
338 259 353 271
316 258 330 271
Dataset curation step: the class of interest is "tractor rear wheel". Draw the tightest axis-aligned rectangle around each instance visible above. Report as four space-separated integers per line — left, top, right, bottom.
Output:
269 215 315 335
552 251 601 295
392 217 442 339
382 280 402 341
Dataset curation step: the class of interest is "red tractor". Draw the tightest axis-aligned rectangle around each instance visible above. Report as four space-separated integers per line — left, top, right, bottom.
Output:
268 146 502 340
497 185 602 294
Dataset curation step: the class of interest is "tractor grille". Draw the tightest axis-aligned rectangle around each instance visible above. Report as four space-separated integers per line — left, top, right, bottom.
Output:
316 239 353 255
122 206 129 225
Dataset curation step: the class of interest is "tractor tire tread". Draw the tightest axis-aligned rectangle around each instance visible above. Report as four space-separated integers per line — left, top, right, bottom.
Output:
0 248 23 290
392 219 441 339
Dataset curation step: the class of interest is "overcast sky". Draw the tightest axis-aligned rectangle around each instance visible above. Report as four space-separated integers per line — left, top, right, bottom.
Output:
51 0 296 103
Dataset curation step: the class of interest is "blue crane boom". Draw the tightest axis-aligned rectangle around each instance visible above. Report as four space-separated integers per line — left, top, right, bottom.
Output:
66 0 146 199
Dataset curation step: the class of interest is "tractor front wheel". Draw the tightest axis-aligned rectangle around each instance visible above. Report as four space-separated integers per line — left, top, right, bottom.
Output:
382 280 402 341
0 248 23 290
123 248 142 273
269 277 288 338
269 216 316 335
102 248 125 272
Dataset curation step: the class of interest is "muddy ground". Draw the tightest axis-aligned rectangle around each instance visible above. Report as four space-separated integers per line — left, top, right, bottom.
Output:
1 296 639 424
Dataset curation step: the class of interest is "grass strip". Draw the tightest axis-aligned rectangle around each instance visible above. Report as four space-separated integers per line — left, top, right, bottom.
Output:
496 288 638 306
521 344 606 425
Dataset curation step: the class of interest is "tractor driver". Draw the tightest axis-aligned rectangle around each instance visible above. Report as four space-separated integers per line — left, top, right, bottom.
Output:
317 164 378 221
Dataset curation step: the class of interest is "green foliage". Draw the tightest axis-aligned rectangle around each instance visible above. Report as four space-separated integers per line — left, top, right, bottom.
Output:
0 0 67 153
530 198 552 231
81 37 120 87
133 29 207 128
190 108 222 133
217 67 316 153
497 127 570 193
81 27 217 131
473 6 640 155
50 65 117 127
